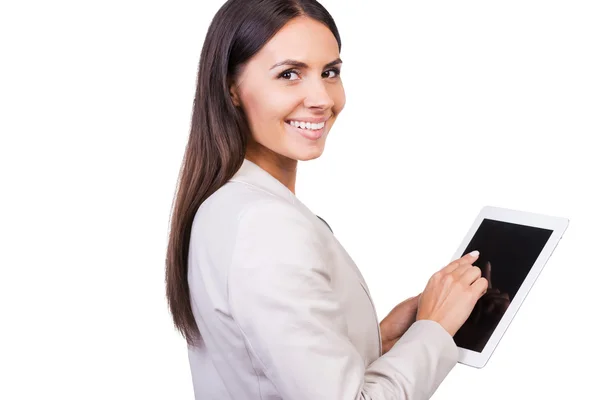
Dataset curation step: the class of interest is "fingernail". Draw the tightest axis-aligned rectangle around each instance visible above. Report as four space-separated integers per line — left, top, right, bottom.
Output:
469 250 480 257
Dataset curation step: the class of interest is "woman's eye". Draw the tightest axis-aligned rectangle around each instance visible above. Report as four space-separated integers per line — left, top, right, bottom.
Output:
322 68 340 79
280 70 300 80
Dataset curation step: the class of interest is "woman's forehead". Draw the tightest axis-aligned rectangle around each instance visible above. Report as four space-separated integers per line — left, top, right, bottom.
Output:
253 17 340 66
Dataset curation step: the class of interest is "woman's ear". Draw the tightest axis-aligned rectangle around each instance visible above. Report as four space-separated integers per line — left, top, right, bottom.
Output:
229 80 241 107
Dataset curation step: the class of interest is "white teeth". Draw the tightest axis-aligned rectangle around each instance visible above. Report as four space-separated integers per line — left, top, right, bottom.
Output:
288 120 325 130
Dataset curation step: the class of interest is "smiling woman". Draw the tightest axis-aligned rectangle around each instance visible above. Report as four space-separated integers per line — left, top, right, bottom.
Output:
165 0 488 399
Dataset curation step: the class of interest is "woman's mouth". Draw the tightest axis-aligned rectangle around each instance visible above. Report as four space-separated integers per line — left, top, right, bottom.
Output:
284 119 326 140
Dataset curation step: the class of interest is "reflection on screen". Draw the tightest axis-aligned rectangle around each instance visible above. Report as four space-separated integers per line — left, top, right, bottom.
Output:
453 218 553 352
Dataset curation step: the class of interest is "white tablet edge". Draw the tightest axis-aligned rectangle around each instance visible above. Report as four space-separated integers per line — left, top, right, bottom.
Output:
452 205 569 368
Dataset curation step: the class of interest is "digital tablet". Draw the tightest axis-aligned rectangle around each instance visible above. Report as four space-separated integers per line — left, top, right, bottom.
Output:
451 206 569 368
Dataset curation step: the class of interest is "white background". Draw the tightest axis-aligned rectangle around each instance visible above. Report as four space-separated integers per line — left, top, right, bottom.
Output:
1 0 598 398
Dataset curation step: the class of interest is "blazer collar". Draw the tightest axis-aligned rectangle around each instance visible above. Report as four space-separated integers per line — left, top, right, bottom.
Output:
230 158 297 204
229 158 336 241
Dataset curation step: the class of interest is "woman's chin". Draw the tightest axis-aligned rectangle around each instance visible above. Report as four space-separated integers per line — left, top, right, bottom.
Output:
292 137 329 161
293 144 326 161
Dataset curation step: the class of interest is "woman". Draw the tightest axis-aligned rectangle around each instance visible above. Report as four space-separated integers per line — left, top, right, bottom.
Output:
165 0 488 398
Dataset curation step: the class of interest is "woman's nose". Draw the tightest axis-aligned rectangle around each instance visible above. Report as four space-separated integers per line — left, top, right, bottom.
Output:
303 78 334 110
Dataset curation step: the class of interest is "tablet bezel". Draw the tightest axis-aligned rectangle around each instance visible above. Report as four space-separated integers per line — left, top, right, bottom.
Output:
452 205 569 368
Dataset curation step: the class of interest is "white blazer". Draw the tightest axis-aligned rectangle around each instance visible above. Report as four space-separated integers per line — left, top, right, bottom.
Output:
187 158 458 400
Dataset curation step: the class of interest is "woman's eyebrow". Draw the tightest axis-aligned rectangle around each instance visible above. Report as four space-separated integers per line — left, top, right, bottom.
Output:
324 58 343 68
269 58 343 70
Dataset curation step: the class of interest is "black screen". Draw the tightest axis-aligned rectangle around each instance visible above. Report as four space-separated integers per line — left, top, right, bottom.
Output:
453 218 553 352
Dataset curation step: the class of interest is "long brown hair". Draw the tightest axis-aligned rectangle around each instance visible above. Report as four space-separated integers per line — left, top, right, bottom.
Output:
165 0 342 345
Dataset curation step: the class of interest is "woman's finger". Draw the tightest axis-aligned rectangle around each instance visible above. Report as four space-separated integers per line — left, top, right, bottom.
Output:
459 265 482 286
442 250 480 275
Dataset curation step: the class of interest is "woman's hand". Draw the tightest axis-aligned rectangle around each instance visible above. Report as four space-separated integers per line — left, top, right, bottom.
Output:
416 251 488 336
379 294 421 354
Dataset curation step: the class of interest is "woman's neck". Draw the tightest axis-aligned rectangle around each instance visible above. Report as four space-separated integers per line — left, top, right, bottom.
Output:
245 145 298 194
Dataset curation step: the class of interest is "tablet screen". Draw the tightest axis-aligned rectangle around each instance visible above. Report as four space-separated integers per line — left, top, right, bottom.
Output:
453 218 553 352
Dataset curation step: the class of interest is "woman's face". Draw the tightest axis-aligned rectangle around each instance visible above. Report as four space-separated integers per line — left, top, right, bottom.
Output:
230 16 345 163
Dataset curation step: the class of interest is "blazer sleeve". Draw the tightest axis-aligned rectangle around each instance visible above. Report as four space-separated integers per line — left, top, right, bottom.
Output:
228 199 458 400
